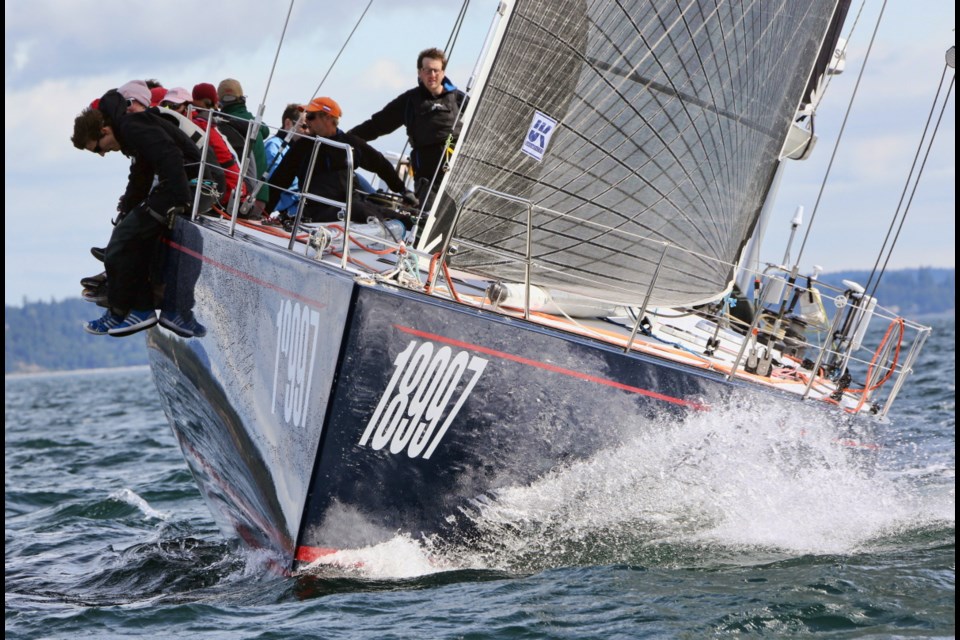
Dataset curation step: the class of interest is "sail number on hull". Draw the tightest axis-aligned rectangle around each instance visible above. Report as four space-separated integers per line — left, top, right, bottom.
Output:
359 340 487 459
271 300 321 428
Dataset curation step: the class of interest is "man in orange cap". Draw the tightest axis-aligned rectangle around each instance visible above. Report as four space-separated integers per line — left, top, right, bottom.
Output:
265 96 418 224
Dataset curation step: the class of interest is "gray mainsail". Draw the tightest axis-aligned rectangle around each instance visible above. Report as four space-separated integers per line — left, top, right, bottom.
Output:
425 0 842 307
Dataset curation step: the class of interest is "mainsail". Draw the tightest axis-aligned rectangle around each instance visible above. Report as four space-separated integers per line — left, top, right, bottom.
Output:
426 0 842 307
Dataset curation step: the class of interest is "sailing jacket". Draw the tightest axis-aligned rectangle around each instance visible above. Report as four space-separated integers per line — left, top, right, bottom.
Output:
186 115 240 203
264 132 300 214
98 90 200 216
152 107 229 200
348 78 466 184
96 90 204 315
220 99 271 203
265 129 406 221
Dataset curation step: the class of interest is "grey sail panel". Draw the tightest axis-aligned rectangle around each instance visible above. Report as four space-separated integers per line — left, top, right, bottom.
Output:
433 0 839 307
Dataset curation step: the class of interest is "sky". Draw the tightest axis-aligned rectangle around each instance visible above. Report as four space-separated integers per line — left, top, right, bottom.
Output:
4 0 955 306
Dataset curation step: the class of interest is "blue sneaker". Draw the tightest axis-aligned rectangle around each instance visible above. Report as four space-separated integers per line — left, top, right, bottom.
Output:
85 311 125 336
106 309 158 337
159 310 207 338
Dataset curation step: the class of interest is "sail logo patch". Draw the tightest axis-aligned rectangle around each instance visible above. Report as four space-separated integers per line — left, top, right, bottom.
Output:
359 339 487 459
521 111 557 162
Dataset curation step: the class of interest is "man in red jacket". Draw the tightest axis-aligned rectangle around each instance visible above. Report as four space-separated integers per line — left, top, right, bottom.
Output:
160 86 245 209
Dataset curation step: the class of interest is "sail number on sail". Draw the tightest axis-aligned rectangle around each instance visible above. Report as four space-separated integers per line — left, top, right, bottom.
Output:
360 340 487 459
271 299 320 428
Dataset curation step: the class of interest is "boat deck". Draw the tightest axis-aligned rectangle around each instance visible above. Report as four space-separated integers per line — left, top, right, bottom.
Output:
193 208 931 418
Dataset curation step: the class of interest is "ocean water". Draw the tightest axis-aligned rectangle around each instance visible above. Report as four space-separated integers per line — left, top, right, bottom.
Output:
5 317 955 639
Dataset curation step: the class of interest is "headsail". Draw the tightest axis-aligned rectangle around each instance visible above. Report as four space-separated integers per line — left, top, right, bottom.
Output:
424 0 843 307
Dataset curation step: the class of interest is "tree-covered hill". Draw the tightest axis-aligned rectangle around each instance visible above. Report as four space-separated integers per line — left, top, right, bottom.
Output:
5 268 953 374
816 267 954 317
6 299 149 374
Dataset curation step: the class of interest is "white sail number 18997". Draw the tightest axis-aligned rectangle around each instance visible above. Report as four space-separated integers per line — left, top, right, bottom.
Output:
359 340 487 459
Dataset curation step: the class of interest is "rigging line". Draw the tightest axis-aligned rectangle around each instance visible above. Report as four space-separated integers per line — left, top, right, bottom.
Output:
821 0 868 99
261 0 374 183
311 0 374 99
795 0 889 263
256 0 298 181
868 72 955 302
414 0 473 223
259 0 297 112
444 0 471 62
861 63 953 304
239 0 297 196
395 0 467 179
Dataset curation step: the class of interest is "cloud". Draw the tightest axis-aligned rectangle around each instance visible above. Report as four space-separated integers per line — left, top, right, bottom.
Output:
3 0 953 304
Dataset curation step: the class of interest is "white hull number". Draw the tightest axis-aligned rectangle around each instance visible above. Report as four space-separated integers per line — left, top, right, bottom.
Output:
359 340 487 459
271 300 321 428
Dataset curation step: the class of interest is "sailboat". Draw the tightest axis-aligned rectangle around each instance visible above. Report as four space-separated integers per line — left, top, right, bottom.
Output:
143 0 947 572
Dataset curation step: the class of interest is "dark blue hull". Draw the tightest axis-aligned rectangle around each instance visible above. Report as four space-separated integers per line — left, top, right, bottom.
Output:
147 218 789 571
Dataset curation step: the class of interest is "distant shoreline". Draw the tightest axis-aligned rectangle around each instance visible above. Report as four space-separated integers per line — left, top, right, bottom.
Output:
5 365 150 380
914 309 955 320
5 268 953 374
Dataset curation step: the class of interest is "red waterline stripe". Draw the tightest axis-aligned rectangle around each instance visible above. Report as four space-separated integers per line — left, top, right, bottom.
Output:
394 324 708 411
165 238 327 310
178 437 295 556
296 546 339 563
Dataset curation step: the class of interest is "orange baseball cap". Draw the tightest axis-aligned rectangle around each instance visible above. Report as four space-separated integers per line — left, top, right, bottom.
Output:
301 96 341 118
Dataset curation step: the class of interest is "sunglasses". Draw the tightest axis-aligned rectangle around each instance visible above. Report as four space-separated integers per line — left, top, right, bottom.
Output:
305 112 324 121
92 133 106 154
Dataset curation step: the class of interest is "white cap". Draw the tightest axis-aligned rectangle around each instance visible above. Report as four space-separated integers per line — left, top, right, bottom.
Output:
117 80 151 108
163 87 193 105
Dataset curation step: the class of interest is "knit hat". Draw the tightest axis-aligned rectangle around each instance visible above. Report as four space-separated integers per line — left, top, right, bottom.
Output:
302 96 342 118
150 86 167 107
192 82 219 105
117 80 151 108
217 78 244 103
162 87 193 105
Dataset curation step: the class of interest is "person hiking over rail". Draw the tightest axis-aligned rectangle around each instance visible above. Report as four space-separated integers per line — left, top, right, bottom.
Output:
71 89 205 337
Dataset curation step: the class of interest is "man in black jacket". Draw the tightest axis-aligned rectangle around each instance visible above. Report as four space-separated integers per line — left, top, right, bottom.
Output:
348 47 467 205
71 89 203 337
265 96 417 223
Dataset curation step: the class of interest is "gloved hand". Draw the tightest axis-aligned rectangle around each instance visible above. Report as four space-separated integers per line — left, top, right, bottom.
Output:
402 190 419 207
165 205 187 229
